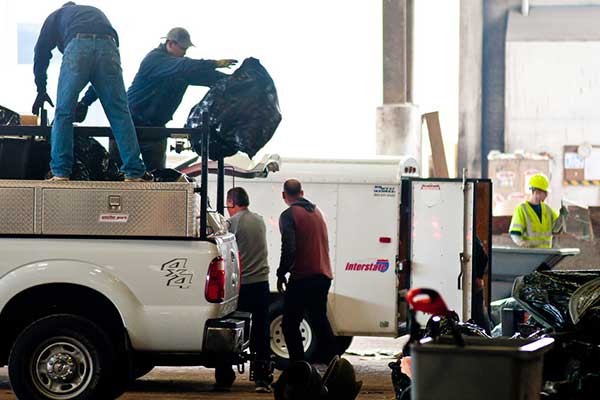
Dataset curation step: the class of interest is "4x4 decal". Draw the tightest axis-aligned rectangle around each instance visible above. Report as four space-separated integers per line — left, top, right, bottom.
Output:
161 258 193 289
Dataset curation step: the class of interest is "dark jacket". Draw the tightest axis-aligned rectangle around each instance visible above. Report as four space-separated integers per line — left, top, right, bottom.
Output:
34 2 118 93
277 198 333 281
81 44 226 129
473 237 488 280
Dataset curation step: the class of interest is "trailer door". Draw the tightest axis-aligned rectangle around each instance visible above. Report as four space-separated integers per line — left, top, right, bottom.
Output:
332 183 399 336
403 179 474 325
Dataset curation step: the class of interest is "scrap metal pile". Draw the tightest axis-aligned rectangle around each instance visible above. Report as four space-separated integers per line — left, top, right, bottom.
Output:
391 273 600 400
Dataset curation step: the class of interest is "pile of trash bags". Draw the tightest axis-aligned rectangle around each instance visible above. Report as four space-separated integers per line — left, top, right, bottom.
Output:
274 356 362 400
186 57 281 160
4 136 122 181
390 271 600 400
0 105 20 126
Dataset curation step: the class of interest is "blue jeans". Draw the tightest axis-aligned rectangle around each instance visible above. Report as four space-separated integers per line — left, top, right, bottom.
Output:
51 37 145 178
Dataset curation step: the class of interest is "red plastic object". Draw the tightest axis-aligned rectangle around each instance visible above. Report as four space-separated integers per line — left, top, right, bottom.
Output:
379 237 392 243
205 256 225 303
406 288 451 317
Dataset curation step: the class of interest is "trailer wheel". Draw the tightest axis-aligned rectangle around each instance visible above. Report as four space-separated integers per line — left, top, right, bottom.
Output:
8 314 117 400
268 298 317 370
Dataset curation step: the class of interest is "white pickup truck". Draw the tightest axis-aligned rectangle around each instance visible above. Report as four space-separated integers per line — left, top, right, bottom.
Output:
0 179 249 400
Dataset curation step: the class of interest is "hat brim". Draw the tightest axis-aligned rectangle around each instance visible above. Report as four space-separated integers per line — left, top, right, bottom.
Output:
161 36 195 48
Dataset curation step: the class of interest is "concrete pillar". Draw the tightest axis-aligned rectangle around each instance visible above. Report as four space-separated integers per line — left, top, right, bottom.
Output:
482 0 520 175
376 105 421 158
458 0 484 177
376 0 421 160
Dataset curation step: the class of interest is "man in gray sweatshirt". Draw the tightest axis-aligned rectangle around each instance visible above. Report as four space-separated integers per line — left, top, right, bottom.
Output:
226 187 272 392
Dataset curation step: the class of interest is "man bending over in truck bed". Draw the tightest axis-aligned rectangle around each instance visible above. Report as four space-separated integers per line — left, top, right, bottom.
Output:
75 27 237 171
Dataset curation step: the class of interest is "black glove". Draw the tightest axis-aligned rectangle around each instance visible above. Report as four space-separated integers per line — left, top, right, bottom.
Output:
74 101 88 123
32 92 54 115
277 275 288 294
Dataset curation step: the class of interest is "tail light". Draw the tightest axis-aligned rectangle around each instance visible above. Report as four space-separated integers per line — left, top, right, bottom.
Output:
205 256 225 303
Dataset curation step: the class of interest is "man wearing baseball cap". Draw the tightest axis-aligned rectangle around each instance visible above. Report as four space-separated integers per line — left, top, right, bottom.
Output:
75 27 237 170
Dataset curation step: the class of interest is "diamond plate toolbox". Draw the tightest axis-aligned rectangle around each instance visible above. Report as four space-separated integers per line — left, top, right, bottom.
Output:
0 180 200 237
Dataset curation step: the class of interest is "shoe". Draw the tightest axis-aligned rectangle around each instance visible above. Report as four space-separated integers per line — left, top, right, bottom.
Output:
255 381 272 393
46 175 70 182
124 171 154 182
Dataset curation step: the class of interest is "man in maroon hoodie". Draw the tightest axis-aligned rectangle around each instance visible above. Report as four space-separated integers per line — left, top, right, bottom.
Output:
277 178 336 363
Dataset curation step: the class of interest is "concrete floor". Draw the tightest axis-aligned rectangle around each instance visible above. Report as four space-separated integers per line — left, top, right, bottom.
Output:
0 336 405 400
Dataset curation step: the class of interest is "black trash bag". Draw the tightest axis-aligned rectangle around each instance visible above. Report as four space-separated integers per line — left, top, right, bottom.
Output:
0 105 20 126
273 361 327 400
72 136 121 181
514 271 600 331
152 168 192 182
424 312 491 339
25 137 121 181
186 57 281 160
322 356 362 400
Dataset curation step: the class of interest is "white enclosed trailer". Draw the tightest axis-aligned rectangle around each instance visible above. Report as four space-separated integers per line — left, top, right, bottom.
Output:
204 156 492 366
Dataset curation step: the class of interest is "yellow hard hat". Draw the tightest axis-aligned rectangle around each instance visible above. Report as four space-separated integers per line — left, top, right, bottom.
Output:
529 173 550 192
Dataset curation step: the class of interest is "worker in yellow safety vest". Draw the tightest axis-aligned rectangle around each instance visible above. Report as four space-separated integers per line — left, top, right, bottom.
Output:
509 174 566 248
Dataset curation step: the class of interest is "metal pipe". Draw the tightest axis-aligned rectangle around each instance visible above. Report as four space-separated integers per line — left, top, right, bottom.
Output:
199 112 209 240
460 169 471 320
0 125 205 141
406 0 415 103
217 154 225 215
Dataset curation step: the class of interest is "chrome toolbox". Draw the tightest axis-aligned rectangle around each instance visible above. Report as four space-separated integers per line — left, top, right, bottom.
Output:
0 180 200 237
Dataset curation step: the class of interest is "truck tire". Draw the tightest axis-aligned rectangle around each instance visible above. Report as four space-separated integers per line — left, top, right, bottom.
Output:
8 314 117 400
268 298 317 370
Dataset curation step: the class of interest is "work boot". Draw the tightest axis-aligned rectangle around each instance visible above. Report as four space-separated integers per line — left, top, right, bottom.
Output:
251 360 274 393
124 171 154 182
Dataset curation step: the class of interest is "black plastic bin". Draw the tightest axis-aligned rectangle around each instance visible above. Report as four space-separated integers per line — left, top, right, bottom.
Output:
0 137 32 179
411 336 554 400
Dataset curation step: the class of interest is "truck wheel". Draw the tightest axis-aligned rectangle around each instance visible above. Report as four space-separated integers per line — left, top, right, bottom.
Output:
268 299 317 370
9 314 117 400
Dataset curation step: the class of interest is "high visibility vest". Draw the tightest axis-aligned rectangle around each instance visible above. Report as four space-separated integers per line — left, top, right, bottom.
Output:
509 202 558 249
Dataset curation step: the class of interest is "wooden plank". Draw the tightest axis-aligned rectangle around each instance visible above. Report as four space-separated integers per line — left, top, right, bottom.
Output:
423 112 449 178
588 206 600 240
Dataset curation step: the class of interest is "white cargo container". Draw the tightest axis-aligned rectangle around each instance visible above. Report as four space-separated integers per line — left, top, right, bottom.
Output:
204 156 493 367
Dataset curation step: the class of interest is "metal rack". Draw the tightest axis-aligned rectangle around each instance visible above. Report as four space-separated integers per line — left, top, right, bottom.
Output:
0 113 224 240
